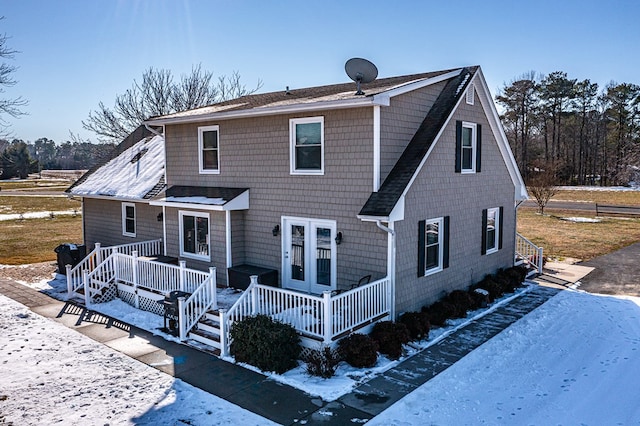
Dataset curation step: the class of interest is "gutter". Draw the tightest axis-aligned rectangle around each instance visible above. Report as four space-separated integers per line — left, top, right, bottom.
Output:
375 220 396 321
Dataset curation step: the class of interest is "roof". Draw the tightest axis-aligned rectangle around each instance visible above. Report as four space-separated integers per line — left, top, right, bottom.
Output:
66 127 166 200
149 186 250 211
359 67 477 218
146 69 462 125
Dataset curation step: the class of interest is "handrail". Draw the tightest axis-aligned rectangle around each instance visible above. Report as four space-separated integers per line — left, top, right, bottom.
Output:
515 233 544 273
179 267 217 340
83 252 118 306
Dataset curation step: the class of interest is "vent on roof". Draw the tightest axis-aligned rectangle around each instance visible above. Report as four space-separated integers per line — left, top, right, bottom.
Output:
466 83 475 105
345 58 378 95
130 148 148 164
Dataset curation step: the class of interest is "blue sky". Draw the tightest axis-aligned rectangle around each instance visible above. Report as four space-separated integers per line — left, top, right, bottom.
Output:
2 0 638 143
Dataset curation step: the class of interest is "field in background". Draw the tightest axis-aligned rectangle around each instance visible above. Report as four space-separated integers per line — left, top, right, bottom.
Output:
552 189 640 205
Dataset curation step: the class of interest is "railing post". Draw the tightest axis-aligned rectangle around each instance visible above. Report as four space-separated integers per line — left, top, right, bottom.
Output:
179 260 186 292
95 242 102 266
219 308 228 357
178 296 186 341
386 278 394 320
537 247 544 273
322 291 332 344
83 271 91 308
209 267 217 309
250 275 258 315
66 264 73 299
132 250 139 309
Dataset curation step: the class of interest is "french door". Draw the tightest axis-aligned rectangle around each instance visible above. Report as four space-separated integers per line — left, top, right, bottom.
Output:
282 217 336 294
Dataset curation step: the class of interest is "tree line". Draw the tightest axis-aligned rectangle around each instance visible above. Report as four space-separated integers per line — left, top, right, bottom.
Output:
0 137 115 179
497 71 640 186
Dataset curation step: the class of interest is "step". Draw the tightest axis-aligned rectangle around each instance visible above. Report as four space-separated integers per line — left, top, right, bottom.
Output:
196 320 221 337
189 328 222 350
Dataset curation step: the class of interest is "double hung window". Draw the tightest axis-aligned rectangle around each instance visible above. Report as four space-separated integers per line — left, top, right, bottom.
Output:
290 117 324 174
122 202 136 237
199 126 220 174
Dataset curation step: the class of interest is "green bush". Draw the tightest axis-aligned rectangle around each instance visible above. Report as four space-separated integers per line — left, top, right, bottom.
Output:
338 333 379 368
398 311 430 341
476 275 503 302
230 314 301 374
370 321 410 360
422 300 456 326
305 346 341 378
445 290 474 318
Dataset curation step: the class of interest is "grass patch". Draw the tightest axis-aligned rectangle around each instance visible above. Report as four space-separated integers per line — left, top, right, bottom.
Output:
0 216 83 264
551 189 640 205
518 207 640 261
0 196 81 214
0 179 71 190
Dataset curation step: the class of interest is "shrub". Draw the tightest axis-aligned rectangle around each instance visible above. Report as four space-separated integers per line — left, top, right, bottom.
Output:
305 346 341 378
469 288 490 309
445 290 474 318
337 333 378 368
509 265 529 284
230 314 301 374
476 275 503 302
370 321 410 360
399 311 430 341
422 300 456 326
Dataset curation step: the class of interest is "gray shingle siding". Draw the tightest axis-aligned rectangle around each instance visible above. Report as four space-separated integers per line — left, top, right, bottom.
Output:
394 92 516 313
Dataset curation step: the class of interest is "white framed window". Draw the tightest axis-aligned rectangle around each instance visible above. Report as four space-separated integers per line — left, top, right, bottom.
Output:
418 216 449 277
179 210 210 261
290 116 324 175
485 207 500 255
461 121 477 173
122 202 136 237
198 125 220 174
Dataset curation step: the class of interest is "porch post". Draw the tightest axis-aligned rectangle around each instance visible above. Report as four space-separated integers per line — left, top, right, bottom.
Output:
95 242 102 266
219 308 228 357
179 261 186 292
66 264 73 299
250 275 258 315
178 296 186 341
83 271 91 308
209 267 217 309
132 250 139 309
322 291 332 344
537 247 544 273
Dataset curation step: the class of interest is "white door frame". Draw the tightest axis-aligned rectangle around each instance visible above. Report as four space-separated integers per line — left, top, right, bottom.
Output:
281 216 337 294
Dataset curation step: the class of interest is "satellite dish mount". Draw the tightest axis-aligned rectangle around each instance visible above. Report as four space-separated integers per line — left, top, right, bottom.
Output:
345 58 378 95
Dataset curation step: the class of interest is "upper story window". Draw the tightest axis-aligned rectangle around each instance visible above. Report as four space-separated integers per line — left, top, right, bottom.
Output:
199 125 220 174
482 207 503 255
290 116 324 175
122 202 136 237
417 216 450 277
455 121 482 174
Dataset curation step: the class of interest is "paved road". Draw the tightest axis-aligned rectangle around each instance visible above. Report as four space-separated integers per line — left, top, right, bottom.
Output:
522 200 596 212
578 242 640 297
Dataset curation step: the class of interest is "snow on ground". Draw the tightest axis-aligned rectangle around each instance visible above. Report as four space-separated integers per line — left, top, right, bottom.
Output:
558 185 640 191
369 290 640 425
0 210 80 221
561 216 602 223
0 294 277 426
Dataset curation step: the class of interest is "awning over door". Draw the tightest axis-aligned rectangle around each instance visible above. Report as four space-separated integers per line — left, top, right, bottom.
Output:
150 186 249 211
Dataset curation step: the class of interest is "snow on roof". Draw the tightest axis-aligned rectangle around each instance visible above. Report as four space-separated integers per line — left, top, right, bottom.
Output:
69 135 165 199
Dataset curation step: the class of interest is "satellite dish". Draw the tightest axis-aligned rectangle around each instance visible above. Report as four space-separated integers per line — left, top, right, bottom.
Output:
345 58 378 95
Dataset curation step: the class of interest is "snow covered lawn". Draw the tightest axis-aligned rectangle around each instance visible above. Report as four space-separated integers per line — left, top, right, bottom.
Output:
369 290 640 425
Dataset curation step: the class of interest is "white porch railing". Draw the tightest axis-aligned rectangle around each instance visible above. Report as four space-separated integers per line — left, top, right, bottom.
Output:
515 233 544 274
179 267 217 341
66 239 162 299
220 276 392 357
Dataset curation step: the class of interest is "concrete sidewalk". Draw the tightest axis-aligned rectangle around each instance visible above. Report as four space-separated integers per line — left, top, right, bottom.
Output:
0 278 559 425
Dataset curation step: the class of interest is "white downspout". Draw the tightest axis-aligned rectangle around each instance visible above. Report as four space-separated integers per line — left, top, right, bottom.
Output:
373 106 381 192
376 220 396 320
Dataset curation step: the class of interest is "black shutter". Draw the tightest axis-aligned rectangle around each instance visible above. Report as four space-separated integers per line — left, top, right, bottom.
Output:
498 206 504 250
481 208 487 255
443 216 450 269
417 220 426 277
455 120 462 173
476 124 482 172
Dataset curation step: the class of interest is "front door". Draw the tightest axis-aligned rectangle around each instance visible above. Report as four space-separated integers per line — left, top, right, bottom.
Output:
282 217 336 294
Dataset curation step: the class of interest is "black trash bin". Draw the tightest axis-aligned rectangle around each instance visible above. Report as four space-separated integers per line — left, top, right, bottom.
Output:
158 291 191 336
54 243 87 274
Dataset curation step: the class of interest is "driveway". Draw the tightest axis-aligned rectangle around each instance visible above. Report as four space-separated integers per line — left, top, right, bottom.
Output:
578 242 640 297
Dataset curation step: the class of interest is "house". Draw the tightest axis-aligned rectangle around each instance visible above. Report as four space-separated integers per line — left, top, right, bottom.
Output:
67 65 533 351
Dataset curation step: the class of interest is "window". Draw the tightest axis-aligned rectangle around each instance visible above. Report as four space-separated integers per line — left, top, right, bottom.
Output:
179 211 210 260
290 117 324 174
122 202 136 237
482 207 503 255
455 121 481 173
198 125 219 174
417 216 449 277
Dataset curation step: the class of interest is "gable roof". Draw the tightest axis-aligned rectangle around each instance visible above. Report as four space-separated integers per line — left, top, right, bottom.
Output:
145 68 463 125
66 126 166 200
359 67 477 218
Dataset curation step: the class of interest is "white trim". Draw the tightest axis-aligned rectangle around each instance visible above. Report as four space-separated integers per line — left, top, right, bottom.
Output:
162 205 167 256
121 202 136 237
460 121 477 174
289 116 324 175
373 105 381 192
225 210 232 268
68 194 154 203
144 70 464 127
178 210 211 261
198 125 220 174
485 207 500 255
423 217 444 276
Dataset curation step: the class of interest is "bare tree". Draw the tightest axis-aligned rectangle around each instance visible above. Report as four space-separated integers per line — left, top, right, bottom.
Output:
0 17 27 135
84 64 262 142
527 163 559 214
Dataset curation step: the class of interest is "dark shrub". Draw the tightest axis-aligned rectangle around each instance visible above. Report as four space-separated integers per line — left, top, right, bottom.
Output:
469 288 490 309
230 314 301 374
337 333 378 368
476 275 503 302
509 265 528 285
305 346 341 378
399 311 430 341
445 290 474 318
370 321 410 360
422 300 456 326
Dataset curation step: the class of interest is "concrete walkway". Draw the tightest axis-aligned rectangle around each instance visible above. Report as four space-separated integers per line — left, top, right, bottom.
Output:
0 278 560 425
